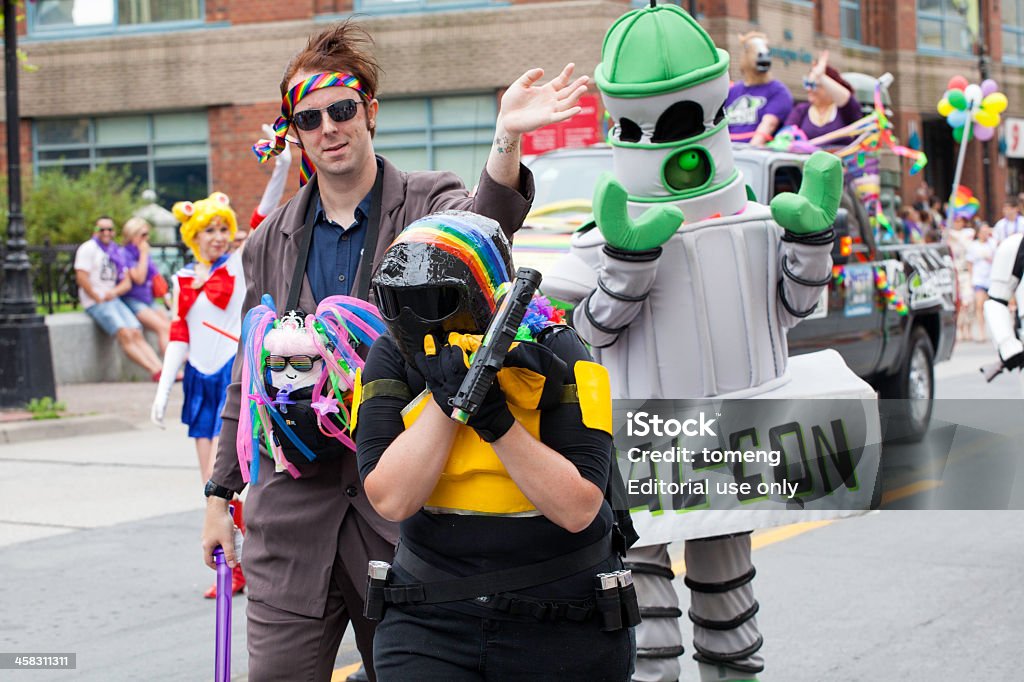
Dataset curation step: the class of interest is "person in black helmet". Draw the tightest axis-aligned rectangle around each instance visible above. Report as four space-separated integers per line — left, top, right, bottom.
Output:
354 211 636 681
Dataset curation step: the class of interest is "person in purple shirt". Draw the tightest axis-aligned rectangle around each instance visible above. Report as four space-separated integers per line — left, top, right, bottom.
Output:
120 217 171 354
725 31 793 146
784 51 862 145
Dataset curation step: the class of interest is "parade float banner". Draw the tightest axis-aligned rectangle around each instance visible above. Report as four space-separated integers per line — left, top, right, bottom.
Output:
612 396 882 544
611 396 1024 546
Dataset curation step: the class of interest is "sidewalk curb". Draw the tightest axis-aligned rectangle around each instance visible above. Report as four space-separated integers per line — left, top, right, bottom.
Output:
0 414 138 445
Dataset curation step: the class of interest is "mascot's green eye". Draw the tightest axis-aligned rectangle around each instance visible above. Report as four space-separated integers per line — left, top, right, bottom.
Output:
663 147 712 192
677 151 701 172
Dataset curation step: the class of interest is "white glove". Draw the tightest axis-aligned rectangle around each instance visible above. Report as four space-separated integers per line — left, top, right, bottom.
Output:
257 125 292 219
152 341 189 428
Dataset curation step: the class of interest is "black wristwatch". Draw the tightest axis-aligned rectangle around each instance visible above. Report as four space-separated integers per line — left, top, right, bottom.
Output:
204 480 234 500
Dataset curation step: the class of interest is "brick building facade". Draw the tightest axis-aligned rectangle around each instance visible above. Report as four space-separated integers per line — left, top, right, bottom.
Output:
1 0 1022 226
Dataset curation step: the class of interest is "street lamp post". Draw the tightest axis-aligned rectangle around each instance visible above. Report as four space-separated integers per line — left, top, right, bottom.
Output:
0 0 56 406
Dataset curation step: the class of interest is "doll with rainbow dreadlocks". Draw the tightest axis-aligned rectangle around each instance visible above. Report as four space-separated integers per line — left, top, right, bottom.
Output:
237 294 386 483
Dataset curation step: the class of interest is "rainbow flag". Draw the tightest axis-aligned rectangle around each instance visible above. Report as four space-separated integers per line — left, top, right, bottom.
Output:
951 185 980 219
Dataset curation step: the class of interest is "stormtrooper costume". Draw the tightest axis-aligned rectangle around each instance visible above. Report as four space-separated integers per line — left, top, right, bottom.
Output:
984 232 1024 379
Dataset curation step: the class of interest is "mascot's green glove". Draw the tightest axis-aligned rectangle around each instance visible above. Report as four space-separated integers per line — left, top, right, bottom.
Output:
769 151 843 235
594 173 684 253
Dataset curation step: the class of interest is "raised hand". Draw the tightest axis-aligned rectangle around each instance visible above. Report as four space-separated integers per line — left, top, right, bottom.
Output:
809 50 829 81
496 63 590 136
594 173 684 252
770 151 843 235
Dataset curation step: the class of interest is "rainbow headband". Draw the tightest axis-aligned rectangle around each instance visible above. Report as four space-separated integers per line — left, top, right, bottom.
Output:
252 71 366 186
391 216 510 313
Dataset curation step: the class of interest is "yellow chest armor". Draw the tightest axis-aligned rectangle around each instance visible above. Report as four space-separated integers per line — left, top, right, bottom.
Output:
352 333 613 517
403 371 542 516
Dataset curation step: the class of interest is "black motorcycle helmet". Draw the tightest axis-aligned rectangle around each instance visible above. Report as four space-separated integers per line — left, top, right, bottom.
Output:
372 211 514 366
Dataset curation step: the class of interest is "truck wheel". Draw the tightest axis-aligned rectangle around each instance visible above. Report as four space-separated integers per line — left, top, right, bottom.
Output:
879 326 934 443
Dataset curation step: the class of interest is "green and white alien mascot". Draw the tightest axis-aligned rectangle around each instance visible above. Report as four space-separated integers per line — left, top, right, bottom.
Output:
545 4 874 681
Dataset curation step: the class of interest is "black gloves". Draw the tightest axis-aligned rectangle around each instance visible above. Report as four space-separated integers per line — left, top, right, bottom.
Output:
412 337 515 443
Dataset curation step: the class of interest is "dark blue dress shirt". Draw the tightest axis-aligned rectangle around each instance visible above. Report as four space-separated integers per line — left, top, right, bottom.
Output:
306 191 372 303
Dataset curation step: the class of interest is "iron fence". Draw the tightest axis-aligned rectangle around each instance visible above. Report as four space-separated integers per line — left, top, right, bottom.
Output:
0 241 192 315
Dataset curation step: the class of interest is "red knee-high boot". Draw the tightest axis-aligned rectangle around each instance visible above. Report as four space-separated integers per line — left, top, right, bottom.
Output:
205 499 247 599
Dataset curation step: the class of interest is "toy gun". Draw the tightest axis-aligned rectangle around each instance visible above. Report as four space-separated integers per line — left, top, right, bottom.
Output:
450 267 542 423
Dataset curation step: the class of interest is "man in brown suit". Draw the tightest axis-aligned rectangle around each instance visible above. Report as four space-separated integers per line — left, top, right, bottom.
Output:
200 20 589 682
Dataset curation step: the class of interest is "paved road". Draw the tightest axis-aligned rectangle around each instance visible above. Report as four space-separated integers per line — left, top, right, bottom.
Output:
0 341 1020 680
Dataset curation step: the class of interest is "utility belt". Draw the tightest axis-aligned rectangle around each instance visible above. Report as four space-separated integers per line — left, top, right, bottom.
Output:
364 538 640 631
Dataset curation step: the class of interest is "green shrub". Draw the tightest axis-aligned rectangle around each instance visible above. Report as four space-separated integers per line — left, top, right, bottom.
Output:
26 397 67 420
5 166 146 246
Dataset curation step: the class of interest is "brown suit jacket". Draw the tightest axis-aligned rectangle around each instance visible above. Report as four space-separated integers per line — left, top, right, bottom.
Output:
212 155 534 617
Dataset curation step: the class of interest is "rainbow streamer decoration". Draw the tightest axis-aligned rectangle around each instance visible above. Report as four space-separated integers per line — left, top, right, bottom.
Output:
252 71 366 186
236 293 387 484
873 267 908 316
769 84 928 175
390 214 512 315
951 185 981 219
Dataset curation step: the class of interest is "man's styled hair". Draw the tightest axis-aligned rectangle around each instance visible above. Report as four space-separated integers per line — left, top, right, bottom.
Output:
95 215 114 226
280 21 382 138
281 20 381 101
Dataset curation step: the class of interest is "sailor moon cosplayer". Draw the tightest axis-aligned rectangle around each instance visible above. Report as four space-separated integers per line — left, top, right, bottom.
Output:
152 192 245 477
150 192 246 597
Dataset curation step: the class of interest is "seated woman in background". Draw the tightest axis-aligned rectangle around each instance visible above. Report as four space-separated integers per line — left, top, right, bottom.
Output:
121 217 170 354
784 50 862 145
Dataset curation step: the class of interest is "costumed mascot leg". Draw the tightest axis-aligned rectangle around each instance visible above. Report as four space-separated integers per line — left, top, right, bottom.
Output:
543 4 872 681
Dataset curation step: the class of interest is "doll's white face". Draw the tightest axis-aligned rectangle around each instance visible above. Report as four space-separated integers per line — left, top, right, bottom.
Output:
264 327 322 391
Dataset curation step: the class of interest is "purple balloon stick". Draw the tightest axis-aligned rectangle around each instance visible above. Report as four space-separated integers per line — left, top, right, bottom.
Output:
213 546 232 682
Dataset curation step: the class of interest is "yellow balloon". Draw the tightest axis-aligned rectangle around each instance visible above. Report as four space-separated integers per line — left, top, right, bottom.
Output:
982 92 1008 114
974 109 999 128
937 99 954 117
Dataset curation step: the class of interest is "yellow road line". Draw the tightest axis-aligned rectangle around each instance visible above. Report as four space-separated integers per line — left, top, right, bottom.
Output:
879 479 944 507
671 520 834 575
332 662 361 680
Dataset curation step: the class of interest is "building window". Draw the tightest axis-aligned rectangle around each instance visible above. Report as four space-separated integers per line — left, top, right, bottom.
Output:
1004 0 1024 62
840 0 862 43
374 94 497 187
355 0 494 12
916 0 973 54
31 0 202 34
34 112 210 209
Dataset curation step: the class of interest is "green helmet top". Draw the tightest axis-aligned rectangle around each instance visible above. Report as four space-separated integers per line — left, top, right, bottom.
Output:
595 3 729 98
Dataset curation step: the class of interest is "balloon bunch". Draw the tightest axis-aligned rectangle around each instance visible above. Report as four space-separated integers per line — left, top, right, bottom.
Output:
937 76 1008 143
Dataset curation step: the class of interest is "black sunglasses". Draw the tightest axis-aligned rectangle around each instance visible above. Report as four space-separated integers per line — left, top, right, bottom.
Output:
266 355 320 373
292 99 364 132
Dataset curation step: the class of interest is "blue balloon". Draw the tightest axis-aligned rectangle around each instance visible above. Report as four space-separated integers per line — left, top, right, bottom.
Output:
947 110 968 128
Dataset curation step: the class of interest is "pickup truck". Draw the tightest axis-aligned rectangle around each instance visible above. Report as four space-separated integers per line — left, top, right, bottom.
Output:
734 146 956 440
514 144 957 440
